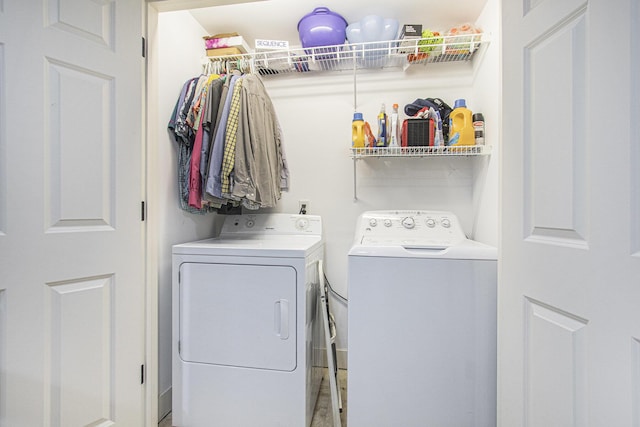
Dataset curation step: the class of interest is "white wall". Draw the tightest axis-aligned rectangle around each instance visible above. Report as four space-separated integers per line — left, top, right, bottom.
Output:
149 9 221 420
472 0 501 247
261 67 481 361
151 0 500 415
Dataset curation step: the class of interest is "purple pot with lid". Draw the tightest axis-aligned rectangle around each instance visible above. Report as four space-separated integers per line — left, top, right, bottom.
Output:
297 7 348 48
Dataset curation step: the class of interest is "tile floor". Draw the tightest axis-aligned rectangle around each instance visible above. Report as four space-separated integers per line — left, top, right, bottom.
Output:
159 369 348 427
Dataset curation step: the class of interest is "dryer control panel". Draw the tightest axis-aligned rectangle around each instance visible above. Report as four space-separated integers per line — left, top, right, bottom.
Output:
354 210 466 248
220 213 322 236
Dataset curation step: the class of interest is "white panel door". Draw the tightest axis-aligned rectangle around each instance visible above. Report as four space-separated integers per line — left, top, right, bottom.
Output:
0 1 145 426
501 0 640 425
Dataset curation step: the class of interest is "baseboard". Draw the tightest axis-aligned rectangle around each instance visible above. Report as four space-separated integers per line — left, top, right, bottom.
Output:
336 348 347 370
320 348 348 370
158 386 172 420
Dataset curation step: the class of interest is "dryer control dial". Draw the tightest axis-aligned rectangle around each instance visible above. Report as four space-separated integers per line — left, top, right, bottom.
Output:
295 218 309 231
441 218 451 228
384 219 393 227
369 219 378 227
426 218 436 228
401 217 416 229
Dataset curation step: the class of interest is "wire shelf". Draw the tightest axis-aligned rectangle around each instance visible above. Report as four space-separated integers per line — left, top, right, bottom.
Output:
350 145 491 158
204 33 487 76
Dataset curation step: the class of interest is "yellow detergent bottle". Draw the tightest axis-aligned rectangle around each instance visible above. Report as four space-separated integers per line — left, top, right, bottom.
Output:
352 112 365 148
448 99 475 146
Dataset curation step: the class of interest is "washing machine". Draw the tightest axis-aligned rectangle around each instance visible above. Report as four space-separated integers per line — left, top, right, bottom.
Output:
347 210 497 427
172 213 325 427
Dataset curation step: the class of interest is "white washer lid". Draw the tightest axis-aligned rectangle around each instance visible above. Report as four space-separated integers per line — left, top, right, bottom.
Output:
350 210 496 260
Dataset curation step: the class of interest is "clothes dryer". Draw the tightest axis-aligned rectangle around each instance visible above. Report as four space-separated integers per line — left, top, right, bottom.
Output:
172 214 324 427
347 210 497 427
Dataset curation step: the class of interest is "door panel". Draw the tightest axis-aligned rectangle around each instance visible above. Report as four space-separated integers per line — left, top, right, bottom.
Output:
46 0 114 47
179 263 297 371
632 0 640 256
0 1 144 426
0 42 5 235
524 298 588 427
45 276 115 427
524 10 587 246
0 288 5 424
501 0 640 425
45 58 115 231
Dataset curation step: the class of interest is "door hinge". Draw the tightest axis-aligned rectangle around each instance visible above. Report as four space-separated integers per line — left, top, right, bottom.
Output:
142 37 146 58
141 201 146 221
140 364 145 384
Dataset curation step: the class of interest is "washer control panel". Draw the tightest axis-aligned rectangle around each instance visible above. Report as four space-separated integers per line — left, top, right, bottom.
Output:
355 210 466 247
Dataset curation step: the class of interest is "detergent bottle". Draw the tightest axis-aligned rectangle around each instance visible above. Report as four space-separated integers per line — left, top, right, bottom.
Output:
448 99 475 146
352 112 366 148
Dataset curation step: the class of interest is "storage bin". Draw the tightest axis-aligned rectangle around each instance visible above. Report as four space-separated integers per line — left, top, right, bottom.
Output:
297 7 347 48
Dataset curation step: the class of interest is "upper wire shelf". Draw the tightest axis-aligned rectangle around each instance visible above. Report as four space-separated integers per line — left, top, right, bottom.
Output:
203 33 487 76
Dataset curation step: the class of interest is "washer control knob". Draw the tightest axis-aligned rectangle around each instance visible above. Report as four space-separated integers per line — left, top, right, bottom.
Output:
369 218 378 227
245 219 255 228
384 219 393 227
296 218 309 230
401 217 415 229
426 218 436 228
441 218 451 228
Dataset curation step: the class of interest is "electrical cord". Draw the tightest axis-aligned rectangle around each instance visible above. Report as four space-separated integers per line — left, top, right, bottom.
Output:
324 272 347 305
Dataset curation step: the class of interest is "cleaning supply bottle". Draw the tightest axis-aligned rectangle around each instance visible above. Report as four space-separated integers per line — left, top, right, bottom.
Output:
448 99 475 146
352 112 365 148
364 121 376 147
473 112 485 145
389 103 399 147
376 103 387 147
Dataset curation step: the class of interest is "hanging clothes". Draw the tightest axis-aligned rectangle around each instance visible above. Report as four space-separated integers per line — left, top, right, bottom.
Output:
168 65 288 213
204 72 242 201
168 76 211 214
220 76 244 198
200 77 225 193
188 74 222 209
232 74 289 209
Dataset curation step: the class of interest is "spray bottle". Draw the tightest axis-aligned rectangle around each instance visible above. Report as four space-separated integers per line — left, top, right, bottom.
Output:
389 103 399 147
376 103 387 147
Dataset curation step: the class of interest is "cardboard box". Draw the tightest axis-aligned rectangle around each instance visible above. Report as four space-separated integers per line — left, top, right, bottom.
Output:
204 33 250 54
398 24 422 54
206 47 244 57
400 24 422 39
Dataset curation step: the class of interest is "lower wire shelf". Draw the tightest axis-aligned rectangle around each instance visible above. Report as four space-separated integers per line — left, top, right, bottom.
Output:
350 144 492 200
350 145 490 158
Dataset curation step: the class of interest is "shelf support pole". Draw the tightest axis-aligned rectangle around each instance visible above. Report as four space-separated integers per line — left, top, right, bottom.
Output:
353 157 358 201
353 50 358 110
352 45 359 201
